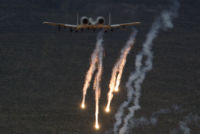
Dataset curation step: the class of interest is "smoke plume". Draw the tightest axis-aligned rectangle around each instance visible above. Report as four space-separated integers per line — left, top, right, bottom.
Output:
113 0 180 134
130 105 182 128
170 113 200 134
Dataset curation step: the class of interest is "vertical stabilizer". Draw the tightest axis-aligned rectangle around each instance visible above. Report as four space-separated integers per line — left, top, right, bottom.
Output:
109 12 111 25
77 12 79 25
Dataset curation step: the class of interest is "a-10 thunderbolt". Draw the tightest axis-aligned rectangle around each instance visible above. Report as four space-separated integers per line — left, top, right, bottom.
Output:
43 13 140 32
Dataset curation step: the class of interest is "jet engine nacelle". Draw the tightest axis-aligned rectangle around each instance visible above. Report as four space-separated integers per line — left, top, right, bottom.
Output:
96 16 105 25
80 16 89 25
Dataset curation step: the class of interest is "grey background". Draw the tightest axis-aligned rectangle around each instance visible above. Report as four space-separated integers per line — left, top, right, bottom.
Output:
0 0 200 134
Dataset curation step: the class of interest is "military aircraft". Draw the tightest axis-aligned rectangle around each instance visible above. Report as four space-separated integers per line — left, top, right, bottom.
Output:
43 13 140 32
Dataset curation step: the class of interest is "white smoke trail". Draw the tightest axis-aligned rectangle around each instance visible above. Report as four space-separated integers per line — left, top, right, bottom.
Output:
114 1 180 134
130 108 171 128
114 17 160 134
130 105 182 128
170 114 200 134
179 121 190 134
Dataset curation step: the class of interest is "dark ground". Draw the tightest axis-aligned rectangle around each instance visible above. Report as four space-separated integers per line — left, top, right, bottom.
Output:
0 0 200 134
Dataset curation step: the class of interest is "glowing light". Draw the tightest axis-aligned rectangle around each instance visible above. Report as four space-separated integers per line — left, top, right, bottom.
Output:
81 50 98 111
105 107 110 113
114 87 119 92
95 122 100 130
81 32 104 130
81 103 85 109
93 52 103 132
106 38 135 111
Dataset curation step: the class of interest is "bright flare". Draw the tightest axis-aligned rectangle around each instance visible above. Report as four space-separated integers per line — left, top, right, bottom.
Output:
114 78 120 92
81 45 99 110
93 41 103 131
106 32 136 112
95 122 100 130
81 103 85 109
81 31 104 130
105 107 110 113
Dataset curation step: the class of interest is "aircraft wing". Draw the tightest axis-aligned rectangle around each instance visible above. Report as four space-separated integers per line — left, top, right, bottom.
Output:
110 22 141 28
43 22 77 28
43 21 141 31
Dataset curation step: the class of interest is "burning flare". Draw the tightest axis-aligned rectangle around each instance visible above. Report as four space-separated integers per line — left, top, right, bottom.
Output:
95 122 100 130
81 39 99 109
93 32 104 130
81 31 104 130
105 30 137 113
81 103 85 109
